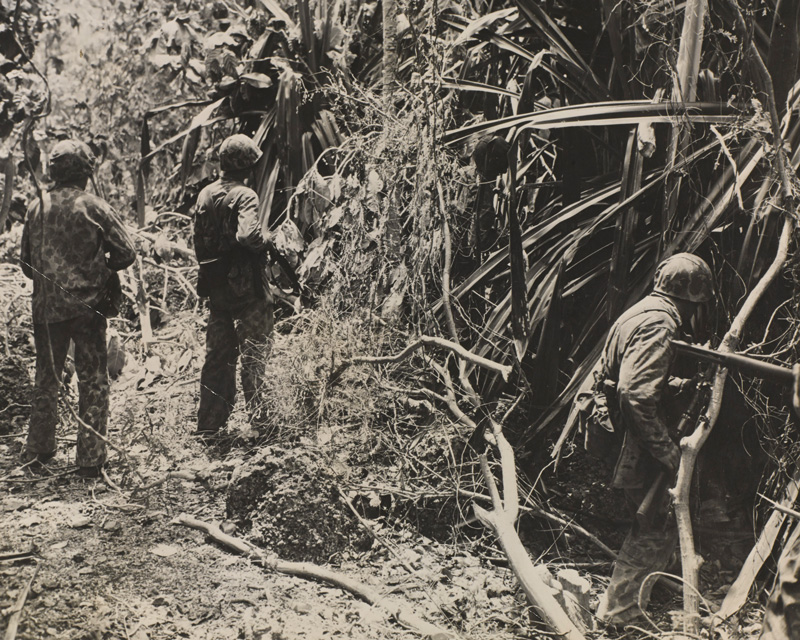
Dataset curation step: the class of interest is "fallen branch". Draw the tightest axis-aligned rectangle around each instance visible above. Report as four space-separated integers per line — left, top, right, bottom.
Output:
425 360 479 432
174 513 456 639
4 562 39 640
330 336 512 384
472 415 588 639
473 456 586 639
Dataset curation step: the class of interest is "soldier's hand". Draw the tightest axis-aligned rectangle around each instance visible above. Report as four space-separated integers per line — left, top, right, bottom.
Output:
655 443 681 475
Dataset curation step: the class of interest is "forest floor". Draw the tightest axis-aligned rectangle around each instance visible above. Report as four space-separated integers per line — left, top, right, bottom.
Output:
0 233 769 640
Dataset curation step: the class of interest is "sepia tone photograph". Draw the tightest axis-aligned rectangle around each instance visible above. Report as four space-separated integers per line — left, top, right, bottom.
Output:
1 0 800 638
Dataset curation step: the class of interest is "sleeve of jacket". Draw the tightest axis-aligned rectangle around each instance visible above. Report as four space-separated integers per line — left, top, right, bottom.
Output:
616 322 677 459
88 199 136 271
233 188 266 250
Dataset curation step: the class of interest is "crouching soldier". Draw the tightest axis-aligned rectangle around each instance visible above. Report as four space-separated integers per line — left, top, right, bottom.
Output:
20 139 136 477
193 134 273 440
585 253 715 626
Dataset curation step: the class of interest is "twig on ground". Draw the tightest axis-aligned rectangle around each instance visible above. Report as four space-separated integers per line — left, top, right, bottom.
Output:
336 486 417 575
0 470 76 483
0 546 36 564
131 470 199 498
101 468 123 493
0 460 36 482
4 561 40 640
174 513 457 639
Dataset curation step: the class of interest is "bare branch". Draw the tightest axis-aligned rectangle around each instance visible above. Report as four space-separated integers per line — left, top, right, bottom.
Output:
331 336 512 383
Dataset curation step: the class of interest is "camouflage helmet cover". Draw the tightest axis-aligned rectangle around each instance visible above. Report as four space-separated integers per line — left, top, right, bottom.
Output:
219 134 262 172
49 139 95 183
653 253 714 303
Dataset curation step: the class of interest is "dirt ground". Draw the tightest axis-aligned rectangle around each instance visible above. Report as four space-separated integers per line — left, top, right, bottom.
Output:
0 317 536 640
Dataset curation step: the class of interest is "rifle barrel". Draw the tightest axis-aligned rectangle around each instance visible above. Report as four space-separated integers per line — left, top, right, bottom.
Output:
672 340 794 384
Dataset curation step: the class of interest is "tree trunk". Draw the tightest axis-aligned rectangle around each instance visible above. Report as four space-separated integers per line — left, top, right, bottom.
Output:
671 218 793 634
661 0 707 244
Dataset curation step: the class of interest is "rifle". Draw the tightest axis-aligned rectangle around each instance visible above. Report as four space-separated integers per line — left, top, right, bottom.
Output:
636 340 800 526
265 242 302 295
635 375 711 528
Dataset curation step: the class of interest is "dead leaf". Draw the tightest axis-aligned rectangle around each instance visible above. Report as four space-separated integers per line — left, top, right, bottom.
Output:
70 516 92 529
102 519 121 532
149 544 180 557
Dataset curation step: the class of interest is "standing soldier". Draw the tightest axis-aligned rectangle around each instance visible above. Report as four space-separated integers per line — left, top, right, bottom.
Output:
193 133 273 440
592 253 714 626
20 139 136 477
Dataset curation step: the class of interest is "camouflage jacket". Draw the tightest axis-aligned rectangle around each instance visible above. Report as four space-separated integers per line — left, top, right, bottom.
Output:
600 294 682 489
20 186 136 324
193 178 268 305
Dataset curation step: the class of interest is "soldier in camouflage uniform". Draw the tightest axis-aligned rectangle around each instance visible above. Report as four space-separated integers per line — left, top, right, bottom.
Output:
762 525 800 640
593 253 714 626
193 134 273 438
20 140 136 477
761 366 800 640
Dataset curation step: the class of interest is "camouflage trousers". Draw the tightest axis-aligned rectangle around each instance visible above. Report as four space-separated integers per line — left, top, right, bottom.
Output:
762 525 800 640
197 297 273 433
26 313 109 467
596 487 678 625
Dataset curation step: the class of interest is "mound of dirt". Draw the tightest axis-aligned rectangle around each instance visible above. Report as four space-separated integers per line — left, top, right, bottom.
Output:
226 446 366 563
0 355 32 434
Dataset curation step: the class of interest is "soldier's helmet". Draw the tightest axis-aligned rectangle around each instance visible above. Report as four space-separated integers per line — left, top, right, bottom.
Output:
653 253 714 303
219 134 262 172
49 140 95 183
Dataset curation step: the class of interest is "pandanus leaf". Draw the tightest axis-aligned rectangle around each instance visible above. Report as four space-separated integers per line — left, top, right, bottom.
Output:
607 128 643 321
443 100 738 145
513 0 608 98
178 126 201 196
506 141 530 361
140 98 227 163
529 258 566 405
297 0 318 73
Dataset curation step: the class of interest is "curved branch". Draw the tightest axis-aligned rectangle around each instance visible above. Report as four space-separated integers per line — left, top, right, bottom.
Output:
330 336 512 384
